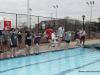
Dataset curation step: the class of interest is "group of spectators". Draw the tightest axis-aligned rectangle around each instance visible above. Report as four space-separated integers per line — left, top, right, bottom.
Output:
0 28 23 57
0 28 43 58
0 26 86 58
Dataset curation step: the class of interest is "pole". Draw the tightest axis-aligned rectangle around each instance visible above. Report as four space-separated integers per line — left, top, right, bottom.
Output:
83 18 84 29
54 21 55 30
16 14 17 28
30 10 31 31
50 13 53 25
19 16 20 27
38 16 39 33
89 3 92 37
75 20 76 31
30 17 31 31
65 20 67 32
91 3 92 22
56 9 57 30
27 0 29 27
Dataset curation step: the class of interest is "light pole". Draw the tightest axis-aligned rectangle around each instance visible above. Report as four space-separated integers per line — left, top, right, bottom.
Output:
53 5 58 30
86 1 95 22
54 21 55 30
27 0 29 28
19 16 21 27
82 15 85 29
50 13 53 25
29 8 32 31
86 1 95 37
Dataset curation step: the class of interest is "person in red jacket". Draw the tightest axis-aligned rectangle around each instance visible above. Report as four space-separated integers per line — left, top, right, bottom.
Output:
44 27 54 50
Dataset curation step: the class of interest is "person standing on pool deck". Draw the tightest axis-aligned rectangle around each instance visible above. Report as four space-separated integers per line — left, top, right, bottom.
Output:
57 25 64 49
64 30 72 50
10 29 18 57
74 28 82 48
25 28 32 56
80 28 85 46
2 28 9 51
18 28 23 49
9 28 14 50
44 27 54 50
34 32 43 54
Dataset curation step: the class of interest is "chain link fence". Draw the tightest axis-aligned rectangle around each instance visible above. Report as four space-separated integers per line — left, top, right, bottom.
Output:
0 12 100 35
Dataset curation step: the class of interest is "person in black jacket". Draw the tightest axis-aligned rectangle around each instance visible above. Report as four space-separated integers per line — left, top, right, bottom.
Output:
25 28 32 56
74 28 82 48
18 28 23 49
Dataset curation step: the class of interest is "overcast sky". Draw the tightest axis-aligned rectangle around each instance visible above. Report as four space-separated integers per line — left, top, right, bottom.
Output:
0 0 100 26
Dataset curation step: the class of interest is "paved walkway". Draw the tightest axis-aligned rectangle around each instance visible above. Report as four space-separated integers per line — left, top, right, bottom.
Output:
0 39 100 60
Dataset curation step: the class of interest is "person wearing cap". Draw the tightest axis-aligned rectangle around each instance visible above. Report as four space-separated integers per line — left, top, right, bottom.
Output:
18 28 23 49
2 28 9 51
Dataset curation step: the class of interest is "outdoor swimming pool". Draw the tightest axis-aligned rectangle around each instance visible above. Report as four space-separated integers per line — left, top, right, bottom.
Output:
0 48 100 75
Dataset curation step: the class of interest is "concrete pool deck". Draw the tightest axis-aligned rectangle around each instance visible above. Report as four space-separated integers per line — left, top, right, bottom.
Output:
0 39 100 60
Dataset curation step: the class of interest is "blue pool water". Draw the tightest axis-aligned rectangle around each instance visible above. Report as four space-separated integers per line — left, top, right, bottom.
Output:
0 48 100 75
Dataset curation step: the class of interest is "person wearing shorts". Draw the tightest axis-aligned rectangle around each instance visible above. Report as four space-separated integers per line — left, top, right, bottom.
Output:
10 29 18 57
2 28 9 51
34 32 43 54
25 28 32 56
57 25 64 49
74 28 81 48
44 27 54 50
64 30 72 50
80 28 85 46
9 28 14 50
18 28 23 49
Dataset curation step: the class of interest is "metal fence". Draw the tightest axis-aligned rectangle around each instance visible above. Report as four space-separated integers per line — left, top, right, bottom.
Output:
0 12 100 34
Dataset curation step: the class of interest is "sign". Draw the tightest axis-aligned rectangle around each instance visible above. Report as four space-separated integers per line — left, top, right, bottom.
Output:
3 21 11 30
42 22 45 29
0 21 11 30
0 20 4 30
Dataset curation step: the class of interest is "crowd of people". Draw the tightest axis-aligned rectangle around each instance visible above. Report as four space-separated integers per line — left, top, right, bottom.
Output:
0 26 86 58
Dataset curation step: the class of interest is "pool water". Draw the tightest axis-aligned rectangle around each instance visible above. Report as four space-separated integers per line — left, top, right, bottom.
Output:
0 48 100 75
